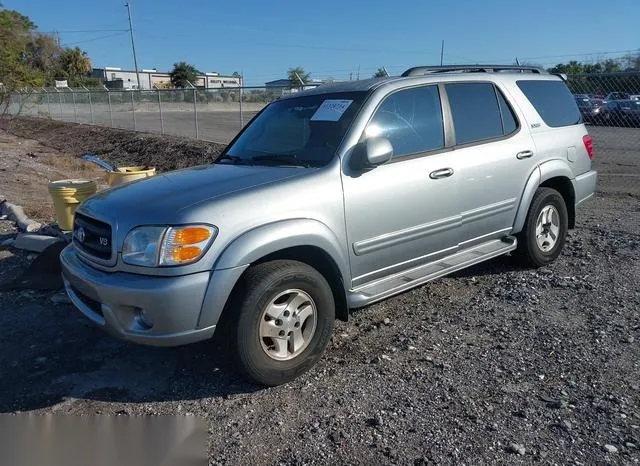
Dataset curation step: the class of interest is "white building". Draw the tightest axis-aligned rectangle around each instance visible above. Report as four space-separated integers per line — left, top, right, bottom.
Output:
91 67 242 90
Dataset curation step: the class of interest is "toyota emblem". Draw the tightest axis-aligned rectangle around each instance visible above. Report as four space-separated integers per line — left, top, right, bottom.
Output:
75 227 86 243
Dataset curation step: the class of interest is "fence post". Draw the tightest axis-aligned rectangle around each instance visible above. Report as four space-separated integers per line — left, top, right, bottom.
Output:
16 92 21 114
193 87 199 139
88 89 94 124
72 90 77 122
239 86 244 128
44 89 51 117
131 90 136 131
107 89 113 127
58 91 63 119
157 89 164 134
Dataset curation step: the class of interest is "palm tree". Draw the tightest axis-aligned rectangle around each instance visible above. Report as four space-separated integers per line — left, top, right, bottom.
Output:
170 61 199 88
59 47 91 77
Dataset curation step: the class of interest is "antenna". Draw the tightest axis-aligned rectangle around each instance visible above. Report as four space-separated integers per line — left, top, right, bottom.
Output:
440 40 445 66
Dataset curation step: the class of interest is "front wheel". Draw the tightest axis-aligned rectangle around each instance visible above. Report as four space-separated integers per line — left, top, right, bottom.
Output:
228 260 335 386
515 187 568 267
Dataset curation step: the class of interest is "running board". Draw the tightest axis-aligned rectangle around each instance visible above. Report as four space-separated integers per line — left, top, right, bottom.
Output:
348 236 517 308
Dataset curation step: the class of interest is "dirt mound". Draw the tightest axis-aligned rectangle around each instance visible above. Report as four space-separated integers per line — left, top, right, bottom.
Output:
1 117 226 172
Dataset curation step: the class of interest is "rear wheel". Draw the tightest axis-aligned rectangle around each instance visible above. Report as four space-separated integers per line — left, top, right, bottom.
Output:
516 187 568 267
227 260 335 386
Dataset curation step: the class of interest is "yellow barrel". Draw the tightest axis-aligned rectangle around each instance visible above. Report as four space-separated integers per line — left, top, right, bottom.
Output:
48 179 97 231
107 166 156 187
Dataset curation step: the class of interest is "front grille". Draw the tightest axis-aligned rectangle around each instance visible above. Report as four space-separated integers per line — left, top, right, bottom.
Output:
73 213 113 261
71 285 103 317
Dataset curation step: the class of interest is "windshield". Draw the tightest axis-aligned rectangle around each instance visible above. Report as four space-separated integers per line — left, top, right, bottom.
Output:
221 92 367 167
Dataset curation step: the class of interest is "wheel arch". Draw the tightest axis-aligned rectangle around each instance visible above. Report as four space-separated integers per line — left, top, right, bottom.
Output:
200 219 351 328
513 161 576 233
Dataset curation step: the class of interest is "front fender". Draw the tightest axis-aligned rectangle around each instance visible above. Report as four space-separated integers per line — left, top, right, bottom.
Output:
214 218 350 277
512 160 575 233
197 219 350 328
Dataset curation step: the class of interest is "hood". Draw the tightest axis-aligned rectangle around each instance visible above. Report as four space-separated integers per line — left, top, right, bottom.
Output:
79 163 308 222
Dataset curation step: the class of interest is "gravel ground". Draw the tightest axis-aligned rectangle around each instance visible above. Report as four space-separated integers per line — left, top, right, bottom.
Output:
0 122 639 464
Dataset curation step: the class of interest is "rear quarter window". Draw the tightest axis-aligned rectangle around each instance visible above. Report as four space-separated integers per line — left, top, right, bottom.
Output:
517 80 581 127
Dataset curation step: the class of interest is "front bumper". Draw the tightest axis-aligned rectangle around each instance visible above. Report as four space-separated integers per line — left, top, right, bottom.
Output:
60 244 216 346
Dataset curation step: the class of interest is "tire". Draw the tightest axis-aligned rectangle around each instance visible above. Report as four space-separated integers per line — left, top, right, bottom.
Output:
515 187 568 267
227 260 335 386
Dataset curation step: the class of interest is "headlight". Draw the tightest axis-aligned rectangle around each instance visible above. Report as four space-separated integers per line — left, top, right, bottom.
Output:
122 226 165 267
122 225 217 267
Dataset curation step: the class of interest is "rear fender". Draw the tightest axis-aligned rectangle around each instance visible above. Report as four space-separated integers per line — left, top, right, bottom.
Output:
512 160 574 233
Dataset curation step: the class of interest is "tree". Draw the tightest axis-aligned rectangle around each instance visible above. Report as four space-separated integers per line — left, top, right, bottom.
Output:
372 67 387 78
287 66 310 88
59 47 91 79
0 7 46 112
170 61 199 88
24 33 63 76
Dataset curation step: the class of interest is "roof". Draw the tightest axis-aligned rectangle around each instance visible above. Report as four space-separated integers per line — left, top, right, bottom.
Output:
265 79 291 86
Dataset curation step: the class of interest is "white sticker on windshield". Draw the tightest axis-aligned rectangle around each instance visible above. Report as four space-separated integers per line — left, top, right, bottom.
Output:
311 99 353 121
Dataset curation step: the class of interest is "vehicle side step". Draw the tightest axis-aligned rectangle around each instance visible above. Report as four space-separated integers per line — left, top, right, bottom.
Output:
348 236 517 308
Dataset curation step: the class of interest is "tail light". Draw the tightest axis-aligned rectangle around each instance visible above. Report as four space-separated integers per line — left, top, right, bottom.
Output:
583 135 594 160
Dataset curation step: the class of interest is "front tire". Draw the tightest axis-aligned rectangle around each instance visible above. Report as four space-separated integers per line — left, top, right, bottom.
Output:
228 260 335 386
516 187 568 267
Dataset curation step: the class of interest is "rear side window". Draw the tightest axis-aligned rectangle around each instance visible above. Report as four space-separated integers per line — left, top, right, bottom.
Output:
446 83 516 145
517 80 581 127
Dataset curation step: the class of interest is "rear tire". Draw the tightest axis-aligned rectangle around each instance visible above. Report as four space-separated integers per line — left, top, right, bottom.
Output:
515 187 568 267
227 260 335 386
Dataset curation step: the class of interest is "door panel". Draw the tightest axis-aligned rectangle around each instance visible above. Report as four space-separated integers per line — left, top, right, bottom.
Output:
444 82 537 245
343 153 460 286
455 132 536 246
342 84 460 287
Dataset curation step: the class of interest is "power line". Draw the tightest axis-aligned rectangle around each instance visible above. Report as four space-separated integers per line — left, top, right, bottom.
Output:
40 29 129 34
62 32 128 47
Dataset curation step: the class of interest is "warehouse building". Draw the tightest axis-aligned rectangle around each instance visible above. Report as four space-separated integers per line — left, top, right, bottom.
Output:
90 67 242 90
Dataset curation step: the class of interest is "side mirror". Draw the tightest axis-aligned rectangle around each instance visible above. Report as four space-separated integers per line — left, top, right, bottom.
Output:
349 137 394 171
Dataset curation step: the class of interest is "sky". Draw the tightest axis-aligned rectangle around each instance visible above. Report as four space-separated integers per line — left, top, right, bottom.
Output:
6 0 640 86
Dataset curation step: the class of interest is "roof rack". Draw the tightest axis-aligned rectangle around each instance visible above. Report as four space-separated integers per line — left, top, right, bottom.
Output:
400 65 547 77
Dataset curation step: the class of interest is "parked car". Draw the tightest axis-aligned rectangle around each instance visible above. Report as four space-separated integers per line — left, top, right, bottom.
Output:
604 92 630 103
61 65 597 385
575 96 604 123
629 94 640 101
602 99 640 126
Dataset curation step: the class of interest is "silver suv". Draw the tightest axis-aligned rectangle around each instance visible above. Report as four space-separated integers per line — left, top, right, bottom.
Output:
61 65 597 385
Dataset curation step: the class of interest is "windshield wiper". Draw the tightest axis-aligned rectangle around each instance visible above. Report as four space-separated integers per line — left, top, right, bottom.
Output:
216 154 252 165
249 154 312 168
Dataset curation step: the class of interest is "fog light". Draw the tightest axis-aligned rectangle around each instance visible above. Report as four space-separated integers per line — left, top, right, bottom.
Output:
137 309 154 329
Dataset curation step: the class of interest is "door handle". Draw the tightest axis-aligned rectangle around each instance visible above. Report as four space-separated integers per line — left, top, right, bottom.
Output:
516 150 534 159
429 168 454 179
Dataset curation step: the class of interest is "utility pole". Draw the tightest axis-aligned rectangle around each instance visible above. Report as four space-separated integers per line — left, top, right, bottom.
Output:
440 40 445 66
125 2 141 90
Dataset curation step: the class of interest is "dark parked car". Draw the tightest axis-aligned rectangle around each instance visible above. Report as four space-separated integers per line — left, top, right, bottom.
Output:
575 96 604 123
602 100 640 126
604 92 630 102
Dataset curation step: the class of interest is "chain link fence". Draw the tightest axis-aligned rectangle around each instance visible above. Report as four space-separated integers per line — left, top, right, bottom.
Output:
566 72 640 195
8 86 289 143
